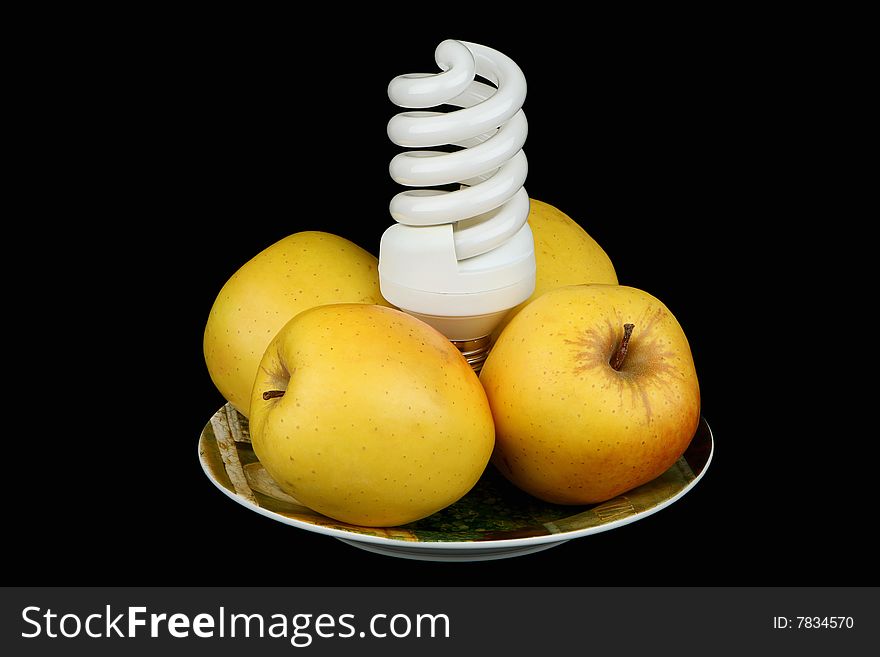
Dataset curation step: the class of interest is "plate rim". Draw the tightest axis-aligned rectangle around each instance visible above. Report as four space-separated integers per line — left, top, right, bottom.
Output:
198 412 713 551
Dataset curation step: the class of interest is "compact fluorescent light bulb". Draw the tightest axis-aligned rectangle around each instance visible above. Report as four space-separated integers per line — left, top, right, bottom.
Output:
378 39 536 372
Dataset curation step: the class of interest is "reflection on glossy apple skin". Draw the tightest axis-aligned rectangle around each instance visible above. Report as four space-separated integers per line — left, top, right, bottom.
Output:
481 284 700 505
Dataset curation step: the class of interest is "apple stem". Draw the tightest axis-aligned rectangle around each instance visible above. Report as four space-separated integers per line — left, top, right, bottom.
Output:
610 323 635 371
262 390 286 400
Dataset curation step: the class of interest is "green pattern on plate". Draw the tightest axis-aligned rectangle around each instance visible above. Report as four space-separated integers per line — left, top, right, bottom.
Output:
404 466 579 541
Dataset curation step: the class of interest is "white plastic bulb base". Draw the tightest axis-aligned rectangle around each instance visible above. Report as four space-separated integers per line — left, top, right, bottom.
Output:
379 219 535 340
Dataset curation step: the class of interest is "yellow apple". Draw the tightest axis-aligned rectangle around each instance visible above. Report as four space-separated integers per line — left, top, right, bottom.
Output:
480 284 700 505
249 303 495 527
492 199 618 340
203 231 389 416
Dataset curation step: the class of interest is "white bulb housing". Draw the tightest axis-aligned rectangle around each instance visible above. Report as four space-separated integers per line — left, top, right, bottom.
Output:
379 39 536 342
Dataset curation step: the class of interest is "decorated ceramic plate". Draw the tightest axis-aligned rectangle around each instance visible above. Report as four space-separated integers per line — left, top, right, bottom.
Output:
199 404 713 561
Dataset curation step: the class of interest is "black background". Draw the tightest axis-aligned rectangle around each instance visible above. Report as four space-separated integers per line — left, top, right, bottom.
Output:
11 13 868 587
